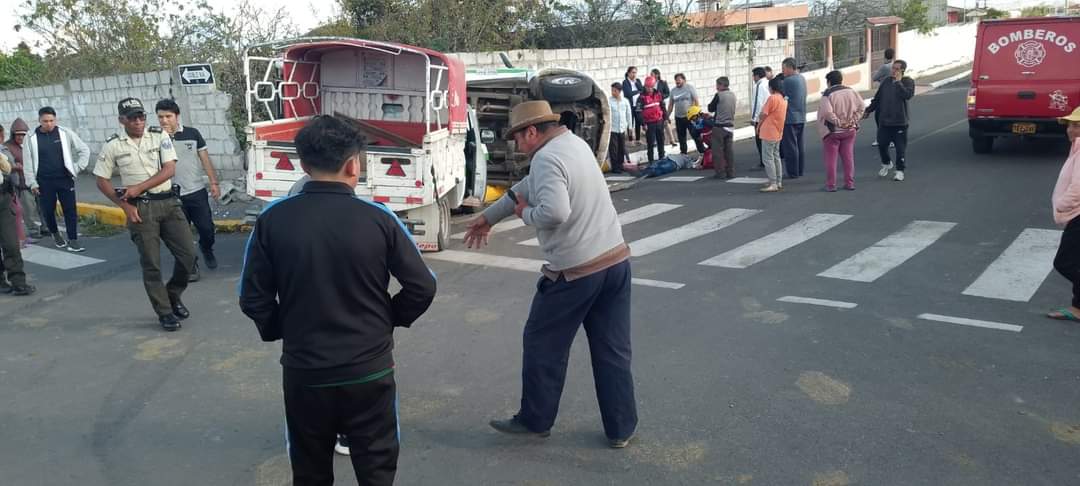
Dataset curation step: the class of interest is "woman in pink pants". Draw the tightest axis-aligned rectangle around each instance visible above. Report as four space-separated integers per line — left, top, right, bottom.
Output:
817 70 865 192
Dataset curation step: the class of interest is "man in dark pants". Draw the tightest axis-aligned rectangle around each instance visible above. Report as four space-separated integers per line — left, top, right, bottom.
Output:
749 67 771 169
23 106 90 251
779 58 807 179
94 98 197 331
155 99 221 281
240 115 436 486
864 59 915 182
708 77 737 179
463 101 638 448
668 73 705 155
1 155 35 296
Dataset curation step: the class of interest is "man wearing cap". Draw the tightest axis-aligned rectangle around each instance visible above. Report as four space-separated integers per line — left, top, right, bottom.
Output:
94 97 197 331
4 118 45 239
463 101 638 449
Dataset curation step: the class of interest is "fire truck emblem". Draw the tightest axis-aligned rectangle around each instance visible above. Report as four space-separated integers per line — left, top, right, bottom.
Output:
1049 90 1070 112
1014 41 1046 67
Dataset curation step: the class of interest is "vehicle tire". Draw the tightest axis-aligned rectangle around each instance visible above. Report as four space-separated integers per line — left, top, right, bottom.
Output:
972 136 993 154
539 74 593 103
437 196 451 251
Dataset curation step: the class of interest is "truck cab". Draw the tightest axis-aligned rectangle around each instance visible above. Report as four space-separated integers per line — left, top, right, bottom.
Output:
968 17 1080 153
243 37 479 251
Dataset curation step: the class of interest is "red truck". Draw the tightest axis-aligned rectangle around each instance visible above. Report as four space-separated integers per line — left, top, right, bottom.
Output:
967 17 1080 153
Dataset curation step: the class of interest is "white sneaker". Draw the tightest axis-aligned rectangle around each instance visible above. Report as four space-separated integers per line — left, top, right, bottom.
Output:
334 435 350 456
872 140 879 147
889 142 895 148
878 164 894 177
893 170 905 182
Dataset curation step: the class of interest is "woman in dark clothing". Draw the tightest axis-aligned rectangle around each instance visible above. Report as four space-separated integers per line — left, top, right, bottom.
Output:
622 66 644 143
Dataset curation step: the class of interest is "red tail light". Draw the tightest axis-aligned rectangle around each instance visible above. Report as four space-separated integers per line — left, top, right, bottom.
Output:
381 158 409 177
966 88 977 111
271 151 294 171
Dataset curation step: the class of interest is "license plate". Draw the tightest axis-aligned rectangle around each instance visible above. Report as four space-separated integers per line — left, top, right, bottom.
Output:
1012 123 1037 135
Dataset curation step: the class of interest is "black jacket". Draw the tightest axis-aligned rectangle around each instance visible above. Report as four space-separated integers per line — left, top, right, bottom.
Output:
866 77 915 127
239 181 436 384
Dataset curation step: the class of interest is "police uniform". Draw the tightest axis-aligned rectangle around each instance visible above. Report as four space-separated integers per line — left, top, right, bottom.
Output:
1 152 34 295
94 98 196 329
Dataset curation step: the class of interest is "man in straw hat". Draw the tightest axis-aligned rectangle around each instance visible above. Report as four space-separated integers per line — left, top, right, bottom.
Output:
463 101 638 449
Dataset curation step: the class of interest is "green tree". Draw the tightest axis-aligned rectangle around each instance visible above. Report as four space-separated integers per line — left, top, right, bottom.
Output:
889 0 936 34
984 8 1010 19
0 42 46 89
1020 4 1053 17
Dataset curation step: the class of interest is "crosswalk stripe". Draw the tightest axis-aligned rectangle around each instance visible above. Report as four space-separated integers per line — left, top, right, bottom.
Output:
518 203 683 246
21 245 105 270
699 213 852 268
961 228 1061 302
778 296 858 309
727 177 770 184
660 176 704 182
452 218 525 240
917 313 1023 333
605 175 636 182
818 220 957 282
630 208 760 257
426 250 684 289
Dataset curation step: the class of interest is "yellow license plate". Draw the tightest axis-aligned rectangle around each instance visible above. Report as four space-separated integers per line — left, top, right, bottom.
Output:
1012 123 1037 135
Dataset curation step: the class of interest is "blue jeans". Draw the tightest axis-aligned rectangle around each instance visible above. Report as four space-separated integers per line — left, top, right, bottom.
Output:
517 260 637 440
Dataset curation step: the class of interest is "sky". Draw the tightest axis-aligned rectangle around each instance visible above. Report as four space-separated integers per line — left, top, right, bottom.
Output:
0 0 338 53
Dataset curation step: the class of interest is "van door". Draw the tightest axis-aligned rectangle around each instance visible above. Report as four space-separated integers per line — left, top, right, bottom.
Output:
973 19 1080 120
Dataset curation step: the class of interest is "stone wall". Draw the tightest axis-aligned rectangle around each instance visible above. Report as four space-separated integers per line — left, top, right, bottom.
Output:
451 40 793 116
0 69 243 180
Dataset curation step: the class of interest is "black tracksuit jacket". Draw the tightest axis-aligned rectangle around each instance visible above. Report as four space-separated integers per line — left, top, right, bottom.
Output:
239 181 436 385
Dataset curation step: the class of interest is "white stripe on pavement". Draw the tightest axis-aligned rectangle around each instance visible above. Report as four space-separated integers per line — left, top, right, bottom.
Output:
605 175 636 182
917 313 1023 333
452 218 526 240
962 228 1061 302
21 245 105 270
629 208 761 257
726 177 770 184
818 220 957 282
699 213 852 268
518 203 683 246
426 250 685 289
659 176 704 182
777 296 858 309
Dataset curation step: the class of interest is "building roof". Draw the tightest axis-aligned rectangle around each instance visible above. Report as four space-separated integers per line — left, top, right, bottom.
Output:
686 4 810 29
866 16 905 26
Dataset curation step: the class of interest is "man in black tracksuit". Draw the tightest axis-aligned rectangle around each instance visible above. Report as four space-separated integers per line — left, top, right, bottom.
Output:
239 115 436 486
865 59 916 182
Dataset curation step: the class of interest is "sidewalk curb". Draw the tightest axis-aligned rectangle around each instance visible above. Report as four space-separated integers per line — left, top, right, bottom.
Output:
928 69 972 89
76 202 251 233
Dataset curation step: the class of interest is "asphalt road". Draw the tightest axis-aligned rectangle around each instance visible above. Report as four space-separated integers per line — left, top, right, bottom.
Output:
2 81 1079 486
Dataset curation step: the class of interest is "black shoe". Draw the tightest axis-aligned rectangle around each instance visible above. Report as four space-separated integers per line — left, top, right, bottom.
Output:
188 259 201 283
203 250 218 269
159 314 182 331
0 279 11 294
334 435 351 456
489 417 550 437
12 284 36 296
609 434 635 449
171 301 190 320
52 232 67 248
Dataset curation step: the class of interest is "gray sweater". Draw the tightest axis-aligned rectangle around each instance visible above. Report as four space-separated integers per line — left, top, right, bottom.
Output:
482 130 625 271
782 73 807 125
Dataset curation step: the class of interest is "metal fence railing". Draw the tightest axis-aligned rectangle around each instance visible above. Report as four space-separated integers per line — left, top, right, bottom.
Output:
832 32 866 69
794 37 828 72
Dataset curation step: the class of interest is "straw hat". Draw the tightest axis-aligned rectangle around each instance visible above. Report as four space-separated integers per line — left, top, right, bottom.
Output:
505 101 561 140
1060 106 1080 124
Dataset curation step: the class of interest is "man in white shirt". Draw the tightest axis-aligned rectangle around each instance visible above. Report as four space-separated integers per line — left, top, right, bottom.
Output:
608 83 633 174
750 67 771 169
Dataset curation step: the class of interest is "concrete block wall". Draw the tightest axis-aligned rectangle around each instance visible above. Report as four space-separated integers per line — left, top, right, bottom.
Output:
452 39 791 117
0 68 243 181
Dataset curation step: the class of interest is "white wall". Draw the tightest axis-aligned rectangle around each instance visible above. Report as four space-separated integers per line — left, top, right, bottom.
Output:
452 40 792 116
0 70 243 179
898 22 979 77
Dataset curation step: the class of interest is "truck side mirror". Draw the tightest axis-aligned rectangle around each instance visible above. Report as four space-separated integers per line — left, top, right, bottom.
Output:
480 129 496 144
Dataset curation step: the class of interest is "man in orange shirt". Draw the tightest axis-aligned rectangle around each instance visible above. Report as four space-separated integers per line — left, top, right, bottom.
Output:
757 77 788 193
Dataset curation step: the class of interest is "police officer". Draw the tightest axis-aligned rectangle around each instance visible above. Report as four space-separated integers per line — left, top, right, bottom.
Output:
94 97 197 331
1 150 35 296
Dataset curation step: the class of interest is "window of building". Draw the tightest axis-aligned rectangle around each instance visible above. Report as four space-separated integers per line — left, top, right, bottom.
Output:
777 24 789 39
750 28 766 41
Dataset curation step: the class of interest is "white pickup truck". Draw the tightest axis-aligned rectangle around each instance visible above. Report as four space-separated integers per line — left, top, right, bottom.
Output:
243 37 484 251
